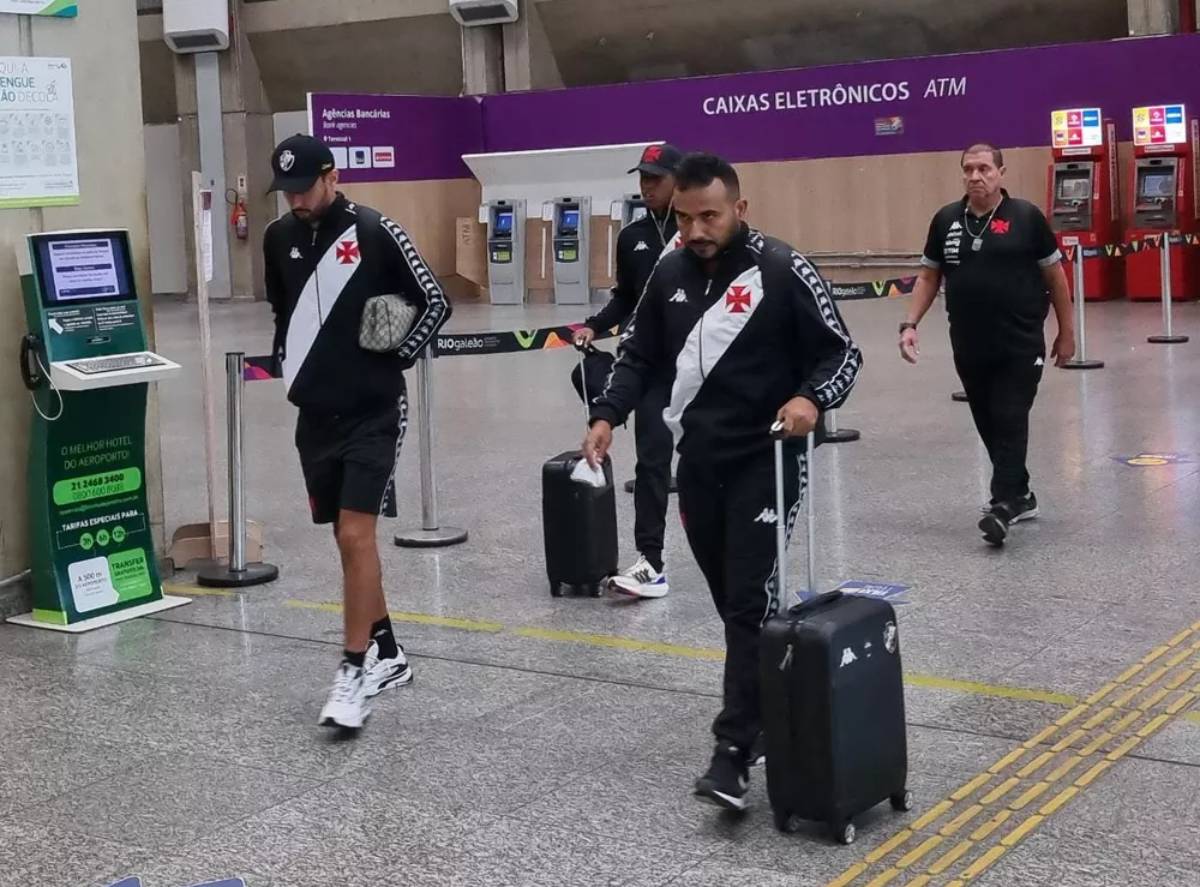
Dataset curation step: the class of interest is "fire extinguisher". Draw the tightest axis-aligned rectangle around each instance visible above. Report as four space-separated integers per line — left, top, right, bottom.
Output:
231 198 248 240
227 185 249 240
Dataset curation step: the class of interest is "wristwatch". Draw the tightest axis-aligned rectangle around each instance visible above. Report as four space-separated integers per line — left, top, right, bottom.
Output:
898 322 917 334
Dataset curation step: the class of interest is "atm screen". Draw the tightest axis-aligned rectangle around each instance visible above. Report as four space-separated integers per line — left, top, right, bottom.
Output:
34 231 135 307
560 209 580 234
494 211 513 236
1139 172 1175 199
1057 176 1091 201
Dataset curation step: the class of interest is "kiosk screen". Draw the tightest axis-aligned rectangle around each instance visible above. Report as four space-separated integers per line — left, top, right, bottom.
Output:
34 232 135 307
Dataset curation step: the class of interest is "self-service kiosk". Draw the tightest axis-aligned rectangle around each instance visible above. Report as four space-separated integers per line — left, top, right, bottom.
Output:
1126 104 1199 301
486 199 526 305
1047 108 1123 300
620 194 647 227
11 229 185 632
552 196 590 305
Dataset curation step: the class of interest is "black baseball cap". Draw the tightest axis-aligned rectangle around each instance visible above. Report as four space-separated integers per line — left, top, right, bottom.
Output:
268 134 337 194
628 143 682 177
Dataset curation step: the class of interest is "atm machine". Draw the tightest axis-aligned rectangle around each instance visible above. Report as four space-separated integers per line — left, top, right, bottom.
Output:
11 229 186 632
552 196 590 305
486 199 526 305
1126 103 1199 301
1047 108 1123 300
620 194 647 227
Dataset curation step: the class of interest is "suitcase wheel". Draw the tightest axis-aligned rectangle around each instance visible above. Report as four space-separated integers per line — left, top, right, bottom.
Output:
550 581 565 598
832 821 856 845
890 790 914 812
772 809 802 834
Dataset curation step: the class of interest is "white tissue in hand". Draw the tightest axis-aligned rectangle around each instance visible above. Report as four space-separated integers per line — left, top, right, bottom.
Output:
570 459 607 488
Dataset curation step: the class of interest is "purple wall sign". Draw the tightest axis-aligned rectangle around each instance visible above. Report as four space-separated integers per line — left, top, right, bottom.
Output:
308 93 482 183
310 34 1200 182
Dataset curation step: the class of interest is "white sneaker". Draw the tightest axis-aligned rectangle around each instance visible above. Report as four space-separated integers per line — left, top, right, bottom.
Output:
318 661 371 729
609 554 669 599
363 640 414 699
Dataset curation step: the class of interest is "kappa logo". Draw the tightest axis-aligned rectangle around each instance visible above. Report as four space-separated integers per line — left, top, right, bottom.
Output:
725 285 752 313
754 508 778 524
840 647 858 668
949 220 963 231
1034 356 1045 367
289 247 301 260
335 240 360 265
634 241 650 252
669 289 688 303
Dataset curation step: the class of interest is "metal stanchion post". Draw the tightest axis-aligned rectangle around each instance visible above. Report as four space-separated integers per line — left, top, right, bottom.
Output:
198 353 279 587
1063 247 1105 369
1148 234 1188 344
396 348 469 548
821 407 860 443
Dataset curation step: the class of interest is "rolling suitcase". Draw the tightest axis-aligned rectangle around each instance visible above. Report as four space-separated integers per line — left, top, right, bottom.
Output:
759 427 911 845
542 349 619 597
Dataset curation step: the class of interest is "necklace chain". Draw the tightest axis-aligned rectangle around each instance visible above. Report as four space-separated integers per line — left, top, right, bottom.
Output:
964 196 1003 239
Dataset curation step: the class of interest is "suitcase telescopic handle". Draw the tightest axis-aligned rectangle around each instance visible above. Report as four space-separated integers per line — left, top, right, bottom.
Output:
575 343 592 430
769 421 817 612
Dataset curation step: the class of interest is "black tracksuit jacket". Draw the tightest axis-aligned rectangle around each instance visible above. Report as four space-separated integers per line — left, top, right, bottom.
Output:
584 210 679 334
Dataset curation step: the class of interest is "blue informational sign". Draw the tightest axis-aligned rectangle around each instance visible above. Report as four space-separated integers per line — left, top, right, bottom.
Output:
1082 109 1101 127
790 580 911 608
836 580 911 602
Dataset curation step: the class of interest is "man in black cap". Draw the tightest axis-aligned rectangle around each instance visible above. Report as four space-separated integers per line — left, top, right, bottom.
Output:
573 143 683 599
263 134 451 730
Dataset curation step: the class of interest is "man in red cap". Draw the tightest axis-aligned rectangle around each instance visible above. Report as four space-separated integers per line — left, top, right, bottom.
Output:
574 143 684 599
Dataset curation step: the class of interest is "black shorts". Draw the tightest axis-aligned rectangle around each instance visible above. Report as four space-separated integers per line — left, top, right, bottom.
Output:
294 397 408 524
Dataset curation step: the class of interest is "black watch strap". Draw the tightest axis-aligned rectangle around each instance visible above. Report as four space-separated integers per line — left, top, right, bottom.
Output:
899 321 917 334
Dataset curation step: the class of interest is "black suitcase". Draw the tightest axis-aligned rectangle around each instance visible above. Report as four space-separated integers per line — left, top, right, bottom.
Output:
759 429 911 845
542 450 618 597
542 348 619 597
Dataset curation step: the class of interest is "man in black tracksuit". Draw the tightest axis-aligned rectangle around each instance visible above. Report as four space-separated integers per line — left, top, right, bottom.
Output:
574 143 683 599
900 143 1073 546
264 134 451 730
584 154 862 810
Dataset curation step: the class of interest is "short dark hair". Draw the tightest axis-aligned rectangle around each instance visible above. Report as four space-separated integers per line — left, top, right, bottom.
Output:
674 152 741 198
961 143 1004 168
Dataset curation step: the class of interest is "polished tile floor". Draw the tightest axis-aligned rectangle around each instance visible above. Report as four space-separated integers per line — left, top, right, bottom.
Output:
3 292 1199 886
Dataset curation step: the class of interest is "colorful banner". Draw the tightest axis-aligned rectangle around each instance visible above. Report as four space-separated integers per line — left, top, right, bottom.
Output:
1062 233 1200 261
0 0 77 15
245 271 919 373
1051 107 1103 149
1132 103 1187 146
310 34 1200 183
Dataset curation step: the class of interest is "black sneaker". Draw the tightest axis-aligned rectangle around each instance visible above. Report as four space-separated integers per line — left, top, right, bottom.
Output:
694 744 750 812
1007 492 1039 524
978 503 1012 546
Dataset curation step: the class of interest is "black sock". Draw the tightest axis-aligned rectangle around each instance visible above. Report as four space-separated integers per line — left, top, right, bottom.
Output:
645 553 664 573
370 616 399 659
343 649 366 669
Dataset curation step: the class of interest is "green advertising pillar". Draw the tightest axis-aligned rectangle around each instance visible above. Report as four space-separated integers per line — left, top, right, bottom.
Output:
8 229 189 633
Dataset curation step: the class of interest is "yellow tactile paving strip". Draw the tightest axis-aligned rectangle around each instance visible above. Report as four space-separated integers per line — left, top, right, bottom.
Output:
825 620 1200 886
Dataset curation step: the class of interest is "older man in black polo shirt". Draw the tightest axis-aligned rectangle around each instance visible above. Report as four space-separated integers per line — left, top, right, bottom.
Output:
899 142 1074 546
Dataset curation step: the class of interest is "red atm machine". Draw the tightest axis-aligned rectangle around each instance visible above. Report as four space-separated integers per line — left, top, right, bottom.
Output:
1047 108 1123 300
1125 103 1199 301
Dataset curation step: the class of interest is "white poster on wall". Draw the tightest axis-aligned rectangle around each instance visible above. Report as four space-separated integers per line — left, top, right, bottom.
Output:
0 1 77 15
0 56 79 208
